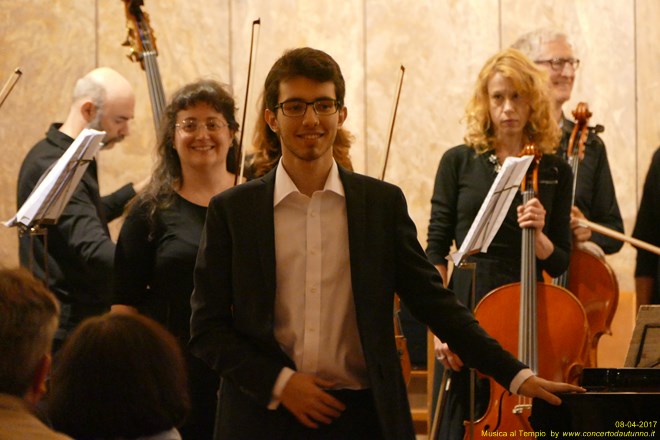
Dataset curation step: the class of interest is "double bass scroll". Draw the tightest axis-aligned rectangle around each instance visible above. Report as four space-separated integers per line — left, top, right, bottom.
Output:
122 0 167 134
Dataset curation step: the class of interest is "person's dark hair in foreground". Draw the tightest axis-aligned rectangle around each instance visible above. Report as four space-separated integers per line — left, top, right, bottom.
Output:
49 313 190 439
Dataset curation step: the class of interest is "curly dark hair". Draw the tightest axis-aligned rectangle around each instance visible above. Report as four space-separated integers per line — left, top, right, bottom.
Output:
135 79 239 232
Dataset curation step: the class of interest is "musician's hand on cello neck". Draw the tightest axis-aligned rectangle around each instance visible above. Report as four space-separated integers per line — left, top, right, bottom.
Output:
517 197 554 260
517 374 585 406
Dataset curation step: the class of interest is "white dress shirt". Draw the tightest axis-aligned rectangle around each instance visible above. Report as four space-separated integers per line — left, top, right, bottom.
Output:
269 161 369 408
267 160 534 406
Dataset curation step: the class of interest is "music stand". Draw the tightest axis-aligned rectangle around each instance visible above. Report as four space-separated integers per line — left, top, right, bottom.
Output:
450 154 534 267
5 128 106 278
430 154 534 440
625 305 660 368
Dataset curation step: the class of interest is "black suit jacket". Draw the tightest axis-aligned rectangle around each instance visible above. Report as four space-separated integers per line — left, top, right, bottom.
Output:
190 165 526 440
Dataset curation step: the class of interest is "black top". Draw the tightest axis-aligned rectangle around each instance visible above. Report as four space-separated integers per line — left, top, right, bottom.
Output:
17 124 135 332
113 193 218 439
632 147 660 304
113 193 207 342
426 145 573 304
557 118 624 254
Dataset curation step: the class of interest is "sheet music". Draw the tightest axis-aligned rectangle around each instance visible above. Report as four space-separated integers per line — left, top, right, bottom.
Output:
625 305 660 368
450 155 533 266
5 128 105 228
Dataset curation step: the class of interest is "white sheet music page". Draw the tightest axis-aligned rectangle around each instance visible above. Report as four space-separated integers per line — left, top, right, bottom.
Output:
450 155 534 267
5 128 106 228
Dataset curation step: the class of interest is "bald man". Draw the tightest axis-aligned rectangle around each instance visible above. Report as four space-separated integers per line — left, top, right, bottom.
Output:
17 67 143 349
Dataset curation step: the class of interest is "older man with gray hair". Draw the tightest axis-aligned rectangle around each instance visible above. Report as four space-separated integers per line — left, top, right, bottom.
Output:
512 29 623 256
17 67 145 350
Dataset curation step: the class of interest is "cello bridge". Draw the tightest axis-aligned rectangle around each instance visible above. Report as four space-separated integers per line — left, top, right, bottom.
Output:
513 403 532 414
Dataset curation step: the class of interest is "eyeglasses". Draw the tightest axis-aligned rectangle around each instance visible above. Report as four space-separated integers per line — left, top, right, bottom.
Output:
535 57 580 72
175 119 228 134
274 99 340 117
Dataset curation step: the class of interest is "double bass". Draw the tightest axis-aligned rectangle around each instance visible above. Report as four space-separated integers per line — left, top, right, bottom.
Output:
122 0 166 133
468 146 589 437
551 103 619 367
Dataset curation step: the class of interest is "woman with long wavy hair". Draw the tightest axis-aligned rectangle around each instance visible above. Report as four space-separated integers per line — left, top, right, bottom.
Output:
426 48 572 440
112 79 241 439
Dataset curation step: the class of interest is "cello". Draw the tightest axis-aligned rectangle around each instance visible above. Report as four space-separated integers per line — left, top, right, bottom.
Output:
468 145 589 437
551 103 619 367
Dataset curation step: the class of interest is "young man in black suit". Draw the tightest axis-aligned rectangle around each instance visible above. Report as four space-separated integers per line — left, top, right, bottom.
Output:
190 47 582 440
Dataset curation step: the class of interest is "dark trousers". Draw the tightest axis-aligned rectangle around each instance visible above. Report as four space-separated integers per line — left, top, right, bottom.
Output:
215 386 383 440
431 359 490 440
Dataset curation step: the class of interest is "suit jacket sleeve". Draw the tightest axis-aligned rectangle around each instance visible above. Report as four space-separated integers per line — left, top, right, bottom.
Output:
391 186 527 388
189 192 290 406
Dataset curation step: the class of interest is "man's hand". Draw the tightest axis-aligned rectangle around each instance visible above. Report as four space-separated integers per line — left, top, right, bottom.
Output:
434 337 464 372
517 375 585 405
280 373 346 428
570 206 592 242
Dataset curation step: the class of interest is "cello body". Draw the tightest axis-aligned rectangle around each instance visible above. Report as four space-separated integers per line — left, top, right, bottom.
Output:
464 146 589 438
551 102 620 367
470 283 589 435
562 247 619 366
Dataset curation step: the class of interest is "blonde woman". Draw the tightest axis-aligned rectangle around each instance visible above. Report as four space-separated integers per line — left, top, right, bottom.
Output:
426 48 571 440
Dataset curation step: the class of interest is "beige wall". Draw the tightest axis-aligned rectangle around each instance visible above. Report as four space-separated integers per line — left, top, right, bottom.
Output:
1 1 657 358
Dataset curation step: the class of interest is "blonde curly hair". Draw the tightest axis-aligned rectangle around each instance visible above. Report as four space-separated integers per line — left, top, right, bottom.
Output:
464 48 560 154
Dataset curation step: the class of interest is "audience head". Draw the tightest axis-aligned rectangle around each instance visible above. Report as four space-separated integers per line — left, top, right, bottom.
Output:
511 29 578 111
0 267 59 404
68 67 135 148
252 47 353 177
49 313 190 439
464 47 560 154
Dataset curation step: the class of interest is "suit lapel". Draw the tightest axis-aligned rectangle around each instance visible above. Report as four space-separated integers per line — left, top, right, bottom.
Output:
255 168 277 302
